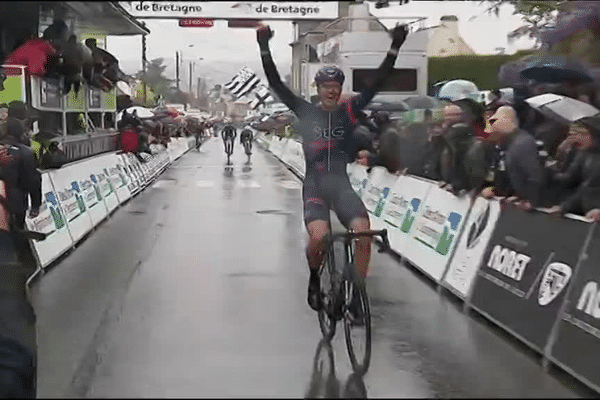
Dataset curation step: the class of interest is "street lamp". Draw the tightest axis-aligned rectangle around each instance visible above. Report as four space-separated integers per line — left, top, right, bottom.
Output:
176 44 195 91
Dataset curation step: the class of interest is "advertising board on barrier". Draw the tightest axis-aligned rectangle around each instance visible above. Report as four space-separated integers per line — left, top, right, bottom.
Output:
47 166 94 243
282 140 305 178
403 185 471 282
77 164 109 226
442 198 502 299
379 175 432 256
118 154 141 196
25 173 73 268
361 167 398 231
89 158 119 214
469 205 591 353
104 155 132 204
348 164 369 198
549 224 600 393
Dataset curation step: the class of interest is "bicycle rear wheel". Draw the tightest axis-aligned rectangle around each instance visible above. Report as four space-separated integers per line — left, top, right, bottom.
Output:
318 245 338 340
344 280 372 374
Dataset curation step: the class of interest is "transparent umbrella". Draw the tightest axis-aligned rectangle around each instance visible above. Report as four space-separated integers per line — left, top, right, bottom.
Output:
437 80 479 102
525 93 600 123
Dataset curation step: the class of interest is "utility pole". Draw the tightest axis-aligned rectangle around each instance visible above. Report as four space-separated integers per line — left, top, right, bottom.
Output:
175 51 180 91
142 33 147 105
189 61 193 98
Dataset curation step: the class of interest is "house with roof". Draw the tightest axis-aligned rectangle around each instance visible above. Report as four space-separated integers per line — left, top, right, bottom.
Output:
427 15 476 57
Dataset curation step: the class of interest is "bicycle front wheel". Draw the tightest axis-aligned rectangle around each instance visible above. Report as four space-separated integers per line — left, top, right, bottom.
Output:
344 282 372 374
318 246 338 340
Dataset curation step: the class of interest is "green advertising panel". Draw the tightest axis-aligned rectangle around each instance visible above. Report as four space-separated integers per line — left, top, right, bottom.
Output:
65 86 85 112
0 74 26 104
102 88 116 111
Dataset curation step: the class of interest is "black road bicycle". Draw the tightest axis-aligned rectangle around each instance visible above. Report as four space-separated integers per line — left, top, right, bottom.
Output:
317 223 390 375
242 136 252 156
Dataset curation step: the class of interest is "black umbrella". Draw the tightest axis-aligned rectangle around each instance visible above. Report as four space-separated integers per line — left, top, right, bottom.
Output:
497 55 540 87
520 55 593 84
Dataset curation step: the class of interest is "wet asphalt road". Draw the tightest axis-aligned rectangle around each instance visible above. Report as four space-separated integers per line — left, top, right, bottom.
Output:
29 137 597 398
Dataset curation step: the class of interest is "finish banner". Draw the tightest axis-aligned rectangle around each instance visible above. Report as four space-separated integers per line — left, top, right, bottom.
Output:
550 224 600 393
469 205 591 352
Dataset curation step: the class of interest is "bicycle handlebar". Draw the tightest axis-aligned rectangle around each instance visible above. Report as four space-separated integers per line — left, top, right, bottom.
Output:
327 229 391 253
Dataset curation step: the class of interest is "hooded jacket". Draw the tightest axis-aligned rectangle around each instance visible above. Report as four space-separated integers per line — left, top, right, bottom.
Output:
0 128 42 216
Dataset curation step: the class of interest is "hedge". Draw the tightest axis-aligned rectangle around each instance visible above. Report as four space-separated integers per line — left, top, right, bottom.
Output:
427 50 542 91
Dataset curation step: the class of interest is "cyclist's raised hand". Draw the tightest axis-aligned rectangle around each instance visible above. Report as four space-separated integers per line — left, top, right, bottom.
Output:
390 24 409 48
257 25 274 47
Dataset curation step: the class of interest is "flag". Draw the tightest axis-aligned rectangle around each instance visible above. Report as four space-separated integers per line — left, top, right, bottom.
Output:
233 74 261 98
250 85 273 109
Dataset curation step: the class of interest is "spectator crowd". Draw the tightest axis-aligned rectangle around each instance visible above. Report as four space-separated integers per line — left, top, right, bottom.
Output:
353 83 600 222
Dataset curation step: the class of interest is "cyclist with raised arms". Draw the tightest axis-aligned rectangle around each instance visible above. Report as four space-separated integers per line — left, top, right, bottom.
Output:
257 24 409 317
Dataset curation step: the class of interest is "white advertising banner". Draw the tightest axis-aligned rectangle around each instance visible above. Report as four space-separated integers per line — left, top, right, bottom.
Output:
442 197 502 299
47 165 94 243
282 140 305 178
26 173 73 268
379 176 432 256
78 162 110 226
89 157 120 214
128 154 149 186
104 154 133 204
119 154 142 195
348 164 370 198
404 186 472 282
360 167 398 231
119 2 339 20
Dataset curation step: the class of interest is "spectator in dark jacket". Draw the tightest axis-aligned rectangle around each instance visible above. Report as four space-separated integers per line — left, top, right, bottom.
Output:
548 116 600 221
480 105 544 210
0 117 42 398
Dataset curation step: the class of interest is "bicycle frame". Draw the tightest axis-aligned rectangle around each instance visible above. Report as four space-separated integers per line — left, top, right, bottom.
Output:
322 227 390 314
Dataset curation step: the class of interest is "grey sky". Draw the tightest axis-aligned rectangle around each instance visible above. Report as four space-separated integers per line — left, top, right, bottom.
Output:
106 1 535 91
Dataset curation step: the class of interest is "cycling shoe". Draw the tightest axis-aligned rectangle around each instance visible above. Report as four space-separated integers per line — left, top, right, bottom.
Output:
308 279 323 311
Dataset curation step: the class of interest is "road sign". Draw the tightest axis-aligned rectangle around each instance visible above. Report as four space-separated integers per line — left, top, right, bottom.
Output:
179 18 215 27
227 19 263 28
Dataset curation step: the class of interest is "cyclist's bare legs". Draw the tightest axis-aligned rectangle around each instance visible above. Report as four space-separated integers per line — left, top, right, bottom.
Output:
306 220 329 271
306 220 329 310
349 217 371 282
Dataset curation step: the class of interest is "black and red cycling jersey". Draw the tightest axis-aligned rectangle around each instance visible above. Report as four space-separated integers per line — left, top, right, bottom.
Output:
260 47 398 177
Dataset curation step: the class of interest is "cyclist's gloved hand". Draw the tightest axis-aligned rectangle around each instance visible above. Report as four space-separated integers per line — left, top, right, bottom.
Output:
257 25 274 48
390 24 409 49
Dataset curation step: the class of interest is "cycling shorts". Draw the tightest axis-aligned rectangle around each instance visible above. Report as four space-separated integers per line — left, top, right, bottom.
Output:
302 173 368 229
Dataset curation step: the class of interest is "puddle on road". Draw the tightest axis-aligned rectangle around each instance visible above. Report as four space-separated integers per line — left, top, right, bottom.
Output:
196 181 215 188
152 180 177 189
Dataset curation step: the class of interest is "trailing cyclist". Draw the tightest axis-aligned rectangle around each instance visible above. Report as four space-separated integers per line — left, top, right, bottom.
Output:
257 23 409 321
240 128 253 156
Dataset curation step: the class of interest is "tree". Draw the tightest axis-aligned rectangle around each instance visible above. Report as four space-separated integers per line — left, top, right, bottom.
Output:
135 57 173 99
480 0 564 47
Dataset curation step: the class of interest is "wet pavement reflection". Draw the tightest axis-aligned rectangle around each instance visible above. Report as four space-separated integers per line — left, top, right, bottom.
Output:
304 338 368 399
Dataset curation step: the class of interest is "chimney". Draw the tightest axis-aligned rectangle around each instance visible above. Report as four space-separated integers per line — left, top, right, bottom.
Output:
350 3 370 32
440 15 459 36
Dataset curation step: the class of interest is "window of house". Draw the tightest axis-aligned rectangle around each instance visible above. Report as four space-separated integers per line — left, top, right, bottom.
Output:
352 68 417 92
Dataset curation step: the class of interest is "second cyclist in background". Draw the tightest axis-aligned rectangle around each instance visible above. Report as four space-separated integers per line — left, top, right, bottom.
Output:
240 128 253 156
